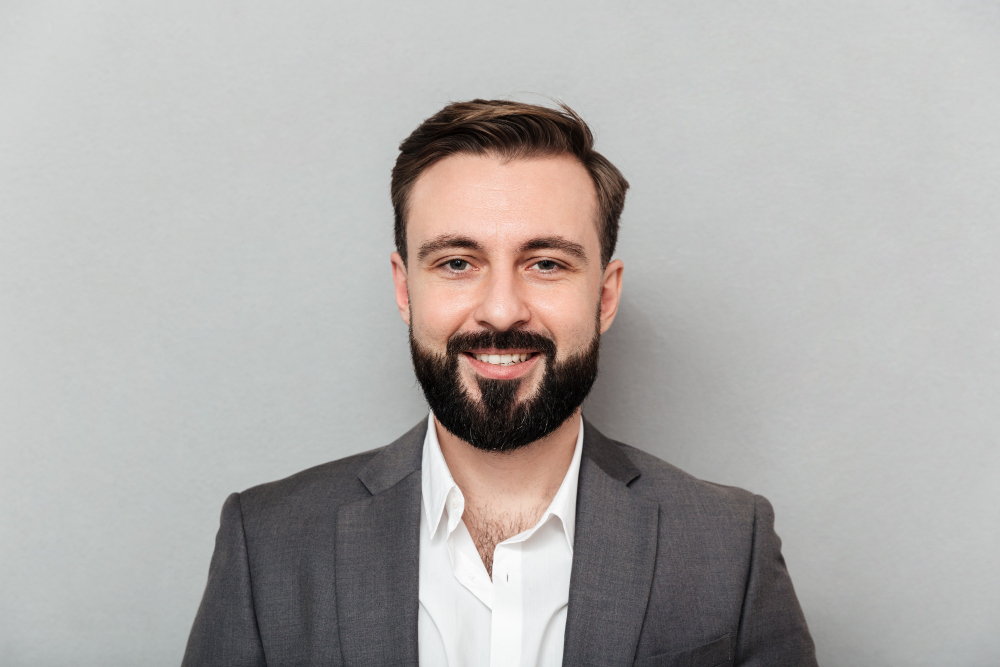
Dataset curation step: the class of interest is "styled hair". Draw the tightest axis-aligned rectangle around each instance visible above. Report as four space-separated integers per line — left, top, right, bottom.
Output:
391 99 629 267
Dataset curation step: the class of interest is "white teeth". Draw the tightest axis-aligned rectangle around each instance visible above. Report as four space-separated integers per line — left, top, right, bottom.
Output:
474 352 532 366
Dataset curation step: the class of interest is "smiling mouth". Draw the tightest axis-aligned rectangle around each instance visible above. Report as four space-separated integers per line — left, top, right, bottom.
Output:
466 352 536 367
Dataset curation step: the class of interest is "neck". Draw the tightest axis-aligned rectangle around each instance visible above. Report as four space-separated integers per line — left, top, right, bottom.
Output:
434 409 582 577
433 409 581 518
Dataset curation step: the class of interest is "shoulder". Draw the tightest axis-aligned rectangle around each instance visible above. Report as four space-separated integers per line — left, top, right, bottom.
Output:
615 440 761 529
230 418 428 532
233 447 384 531
241 447 383 509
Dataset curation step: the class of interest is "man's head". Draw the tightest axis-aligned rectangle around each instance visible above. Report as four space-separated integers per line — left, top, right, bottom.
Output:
389 100 629 452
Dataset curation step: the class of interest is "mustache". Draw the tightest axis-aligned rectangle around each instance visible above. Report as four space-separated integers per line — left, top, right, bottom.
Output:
446 329 556 358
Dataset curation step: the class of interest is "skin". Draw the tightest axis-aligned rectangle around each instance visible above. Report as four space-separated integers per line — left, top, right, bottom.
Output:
390 153 624 573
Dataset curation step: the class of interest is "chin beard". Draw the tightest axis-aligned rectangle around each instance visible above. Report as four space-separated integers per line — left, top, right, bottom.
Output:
409 326 600 453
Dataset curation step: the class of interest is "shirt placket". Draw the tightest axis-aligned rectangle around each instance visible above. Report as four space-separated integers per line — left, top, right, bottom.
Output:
489 539 524 667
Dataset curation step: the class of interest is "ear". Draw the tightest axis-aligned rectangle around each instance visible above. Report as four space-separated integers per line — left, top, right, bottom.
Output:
598 259 624 334
390 252 411 326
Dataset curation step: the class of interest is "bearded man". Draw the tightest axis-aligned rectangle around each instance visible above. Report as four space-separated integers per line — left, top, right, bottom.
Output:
182 100 818 667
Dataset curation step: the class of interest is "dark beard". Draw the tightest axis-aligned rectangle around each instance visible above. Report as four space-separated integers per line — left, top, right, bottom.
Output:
410 327 600 453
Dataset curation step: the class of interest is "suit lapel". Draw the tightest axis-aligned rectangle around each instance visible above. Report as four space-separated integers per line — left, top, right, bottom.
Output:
563 420 660 667
335 421 426 667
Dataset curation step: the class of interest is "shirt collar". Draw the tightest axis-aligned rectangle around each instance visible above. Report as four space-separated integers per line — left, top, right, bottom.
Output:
420 412 584 551
537 418 583 551
421 412 462 540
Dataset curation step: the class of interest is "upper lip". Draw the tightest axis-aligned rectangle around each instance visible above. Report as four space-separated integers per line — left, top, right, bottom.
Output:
465 348 536 355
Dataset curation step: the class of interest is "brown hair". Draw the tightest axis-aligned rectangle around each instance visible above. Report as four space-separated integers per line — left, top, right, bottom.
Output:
391 99 629 267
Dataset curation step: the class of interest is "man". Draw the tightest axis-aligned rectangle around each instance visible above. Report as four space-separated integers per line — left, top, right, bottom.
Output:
183 100 818 667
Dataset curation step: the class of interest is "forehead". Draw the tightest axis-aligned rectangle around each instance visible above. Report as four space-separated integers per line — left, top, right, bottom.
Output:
406 153 600 255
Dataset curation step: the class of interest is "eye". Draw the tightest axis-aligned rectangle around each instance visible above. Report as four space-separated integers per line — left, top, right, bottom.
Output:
534 259 559 271
445 259 470 271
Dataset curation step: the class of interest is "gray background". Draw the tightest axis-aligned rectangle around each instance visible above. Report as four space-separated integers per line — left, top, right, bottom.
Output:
2 1 998 665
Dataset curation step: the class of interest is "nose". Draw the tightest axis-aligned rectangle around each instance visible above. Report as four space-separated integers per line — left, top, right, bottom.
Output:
472 266 531 332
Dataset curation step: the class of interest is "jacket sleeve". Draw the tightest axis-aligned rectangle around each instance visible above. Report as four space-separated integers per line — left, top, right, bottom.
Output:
735 495 818 667
182 492 267 667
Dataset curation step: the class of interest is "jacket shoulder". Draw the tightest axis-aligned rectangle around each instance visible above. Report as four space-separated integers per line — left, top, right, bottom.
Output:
616 441 758 520
232 418 428 534
236 447 383 528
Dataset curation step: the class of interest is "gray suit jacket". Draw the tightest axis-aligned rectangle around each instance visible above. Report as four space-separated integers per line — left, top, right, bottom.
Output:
183 419 817 667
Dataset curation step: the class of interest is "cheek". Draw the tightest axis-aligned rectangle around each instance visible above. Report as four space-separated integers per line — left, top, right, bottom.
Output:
528 289 600 357
409 283 477 345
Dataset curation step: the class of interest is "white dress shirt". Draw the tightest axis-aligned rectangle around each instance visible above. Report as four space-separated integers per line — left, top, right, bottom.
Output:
417 412 584 667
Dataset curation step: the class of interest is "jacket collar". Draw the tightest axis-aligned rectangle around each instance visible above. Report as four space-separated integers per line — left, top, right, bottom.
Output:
580 417 642 484
562 419 660 666
357 418 427 495
335 420 426 666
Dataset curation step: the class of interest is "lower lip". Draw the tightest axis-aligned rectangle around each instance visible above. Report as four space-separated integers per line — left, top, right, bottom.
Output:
463 353 542 380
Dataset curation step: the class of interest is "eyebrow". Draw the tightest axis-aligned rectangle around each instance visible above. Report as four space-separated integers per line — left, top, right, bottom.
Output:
520 236 589 264
415 233 590 264
416 235 485 262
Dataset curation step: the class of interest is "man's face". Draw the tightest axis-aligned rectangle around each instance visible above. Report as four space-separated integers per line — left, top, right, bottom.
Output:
391 153 623 451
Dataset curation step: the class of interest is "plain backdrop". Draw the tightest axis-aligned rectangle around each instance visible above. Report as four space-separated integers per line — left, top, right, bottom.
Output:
2 1 999 665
